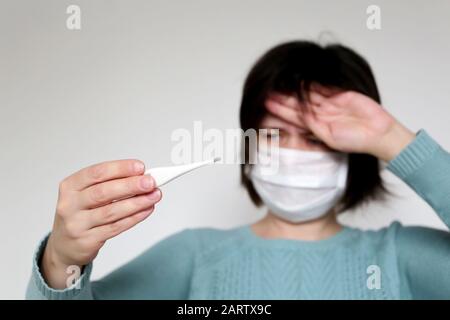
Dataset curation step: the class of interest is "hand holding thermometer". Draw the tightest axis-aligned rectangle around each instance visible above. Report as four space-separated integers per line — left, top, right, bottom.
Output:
144 157 221 187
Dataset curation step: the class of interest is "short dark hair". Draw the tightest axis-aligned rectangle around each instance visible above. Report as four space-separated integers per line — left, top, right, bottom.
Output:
239 40 388 212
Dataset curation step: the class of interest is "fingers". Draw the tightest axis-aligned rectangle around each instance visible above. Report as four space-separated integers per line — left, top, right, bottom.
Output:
313 90 361 110
309 91 327 105
303 110 333 146
63 159 146 191
309 92 347 117
79 175 156 209
264 90 349 133
267 93 300 110
84 189 162 228
265 99 305 127
328 91 380 116
327 91 356 106
309 83 341 97
312 103 343 118
89 207 154 242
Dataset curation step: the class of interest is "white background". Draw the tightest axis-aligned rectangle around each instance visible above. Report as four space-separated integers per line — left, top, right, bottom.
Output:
1 0 449 299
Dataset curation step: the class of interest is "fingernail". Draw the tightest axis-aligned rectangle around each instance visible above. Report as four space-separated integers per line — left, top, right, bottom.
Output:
134 161 145 173
148 189 161 201
140 176 153 190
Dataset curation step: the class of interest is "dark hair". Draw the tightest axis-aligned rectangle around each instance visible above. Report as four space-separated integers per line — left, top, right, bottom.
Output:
239 40 388 212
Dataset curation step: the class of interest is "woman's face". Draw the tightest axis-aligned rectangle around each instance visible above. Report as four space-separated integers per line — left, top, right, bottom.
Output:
259 112 332 152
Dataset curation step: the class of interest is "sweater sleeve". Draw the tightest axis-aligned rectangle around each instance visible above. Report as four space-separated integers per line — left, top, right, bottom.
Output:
25 229 198 300
386 129 450 299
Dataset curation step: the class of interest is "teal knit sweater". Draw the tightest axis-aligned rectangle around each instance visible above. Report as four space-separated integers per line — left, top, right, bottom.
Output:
26 129 450 299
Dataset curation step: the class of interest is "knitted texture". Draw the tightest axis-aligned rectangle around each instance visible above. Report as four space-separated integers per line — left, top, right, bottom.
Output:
26 129 450 299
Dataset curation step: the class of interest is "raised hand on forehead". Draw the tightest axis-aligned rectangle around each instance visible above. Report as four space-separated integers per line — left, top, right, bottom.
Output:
265 88 415 161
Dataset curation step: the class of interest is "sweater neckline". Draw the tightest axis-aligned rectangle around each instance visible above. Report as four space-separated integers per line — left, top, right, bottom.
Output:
239 224 356 249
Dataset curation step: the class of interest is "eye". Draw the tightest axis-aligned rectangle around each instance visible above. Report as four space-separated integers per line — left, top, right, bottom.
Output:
261 128 281 142
305 135 324 145
262 128 282 139
268 130 280 139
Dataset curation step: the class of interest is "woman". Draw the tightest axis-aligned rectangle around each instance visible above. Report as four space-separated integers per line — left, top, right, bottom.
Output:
26 41 450 299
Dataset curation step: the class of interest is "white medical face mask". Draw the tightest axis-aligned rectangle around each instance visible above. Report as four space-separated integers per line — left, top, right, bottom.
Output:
249 145 348 223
